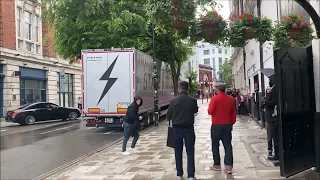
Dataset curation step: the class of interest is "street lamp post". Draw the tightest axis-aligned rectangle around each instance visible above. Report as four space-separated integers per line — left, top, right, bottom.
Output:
152 23 159 126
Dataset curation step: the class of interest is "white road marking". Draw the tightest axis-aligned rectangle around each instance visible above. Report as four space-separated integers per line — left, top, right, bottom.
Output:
1 129 7 132
40 125 77 135
103 130 116 134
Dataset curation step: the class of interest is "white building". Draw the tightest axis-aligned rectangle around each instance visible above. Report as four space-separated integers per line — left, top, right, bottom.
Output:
181 43 231 82
229 0 319 102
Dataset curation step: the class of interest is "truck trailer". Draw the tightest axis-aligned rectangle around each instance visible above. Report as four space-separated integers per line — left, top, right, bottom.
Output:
82 49 174 128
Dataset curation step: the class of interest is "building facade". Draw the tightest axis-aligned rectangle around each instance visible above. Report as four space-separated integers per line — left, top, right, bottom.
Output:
0 0 82 117
229 0 319 112
180 42 231 82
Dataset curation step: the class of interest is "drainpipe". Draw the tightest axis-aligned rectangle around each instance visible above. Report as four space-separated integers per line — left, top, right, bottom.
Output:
257 0 265 96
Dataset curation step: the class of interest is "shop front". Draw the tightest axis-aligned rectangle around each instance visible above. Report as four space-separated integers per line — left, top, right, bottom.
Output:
198 64 213 96
0 64 4 117
20 67 47 105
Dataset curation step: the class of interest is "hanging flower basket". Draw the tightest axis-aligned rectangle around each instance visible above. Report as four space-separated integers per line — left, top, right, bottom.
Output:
243 28 258 40
201 23 218 41
273 14 315 48
287 28 302 40
228 13 273 47
199 11 228 43
171 0 184 29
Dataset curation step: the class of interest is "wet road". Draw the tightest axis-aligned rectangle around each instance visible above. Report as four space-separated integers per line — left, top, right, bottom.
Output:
0 120 123 179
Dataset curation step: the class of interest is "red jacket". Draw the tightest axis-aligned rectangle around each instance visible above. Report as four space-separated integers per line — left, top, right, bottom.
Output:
208 92 236 125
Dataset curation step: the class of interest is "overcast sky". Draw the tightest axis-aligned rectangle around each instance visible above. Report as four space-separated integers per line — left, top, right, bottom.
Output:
217 0 231 19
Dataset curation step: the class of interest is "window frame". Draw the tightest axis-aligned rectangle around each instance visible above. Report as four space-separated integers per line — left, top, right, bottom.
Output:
24 10 32 41
203 58 210 66
218 48 222 54
203 50 210 55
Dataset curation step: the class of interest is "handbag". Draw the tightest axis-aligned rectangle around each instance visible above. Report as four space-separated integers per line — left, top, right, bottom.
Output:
166 120 175 148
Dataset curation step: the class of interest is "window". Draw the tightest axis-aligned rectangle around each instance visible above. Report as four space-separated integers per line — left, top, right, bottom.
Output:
203 58 210 66
219 57 222 68
218 48 222 54
212 58 215 68
225 58 228 62
225 49 228 54
46 103 59 109
25 11 32 40
212 49 215 54
58 73 74 107
17 7 22 37
20 79 47 105
35 15 40 43
203 50 210 55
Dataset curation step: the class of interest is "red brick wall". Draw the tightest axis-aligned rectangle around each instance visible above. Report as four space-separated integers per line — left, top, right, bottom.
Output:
0 0 16 49
41 5 56 58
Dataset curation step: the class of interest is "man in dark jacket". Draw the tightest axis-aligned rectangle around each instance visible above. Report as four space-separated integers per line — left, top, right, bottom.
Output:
265 75 279 164
122 96 143 155
167 81 198 180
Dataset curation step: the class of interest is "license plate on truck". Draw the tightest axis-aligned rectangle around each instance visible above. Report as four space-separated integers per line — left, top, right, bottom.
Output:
105 118 113 123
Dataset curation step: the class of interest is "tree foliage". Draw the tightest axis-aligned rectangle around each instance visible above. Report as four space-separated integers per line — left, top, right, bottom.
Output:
218 61 233 88
184 70 198 94
43 0 217 94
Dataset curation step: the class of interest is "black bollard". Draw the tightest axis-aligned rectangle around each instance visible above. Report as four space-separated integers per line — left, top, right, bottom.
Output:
202 97 204 104
207 97 208 102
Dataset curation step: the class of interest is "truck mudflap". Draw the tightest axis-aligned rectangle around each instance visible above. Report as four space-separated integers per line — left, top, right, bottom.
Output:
85 117 123 128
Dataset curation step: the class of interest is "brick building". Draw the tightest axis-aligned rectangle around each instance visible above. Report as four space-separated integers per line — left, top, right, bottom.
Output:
0 0 82 118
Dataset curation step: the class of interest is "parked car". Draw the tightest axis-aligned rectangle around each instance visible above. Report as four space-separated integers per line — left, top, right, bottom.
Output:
5 102 81 125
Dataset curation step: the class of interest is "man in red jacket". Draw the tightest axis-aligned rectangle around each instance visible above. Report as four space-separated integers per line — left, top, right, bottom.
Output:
208 82 236 174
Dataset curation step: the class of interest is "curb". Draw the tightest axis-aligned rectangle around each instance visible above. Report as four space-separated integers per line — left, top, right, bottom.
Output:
33 120 164 180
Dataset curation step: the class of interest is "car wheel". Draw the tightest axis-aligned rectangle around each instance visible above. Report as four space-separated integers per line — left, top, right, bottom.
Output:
146 115 151 127
25 115 36 125
68 112 78 120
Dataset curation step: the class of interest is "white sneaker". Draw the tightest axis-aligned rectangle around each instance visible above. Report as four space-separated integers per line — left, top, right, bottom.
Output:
122 151 131 155
177 176 183 180
131 148 138 153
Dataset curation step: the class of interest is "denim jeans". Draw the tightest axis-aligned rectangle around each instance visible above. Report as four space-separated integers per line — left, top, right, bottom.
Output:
173 128 196 178
122 123 140 152
211 124 233 169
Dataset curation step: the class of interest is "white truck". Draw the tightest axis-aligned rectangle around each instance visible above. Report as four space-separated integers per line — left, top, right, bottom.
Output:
81 49 174 128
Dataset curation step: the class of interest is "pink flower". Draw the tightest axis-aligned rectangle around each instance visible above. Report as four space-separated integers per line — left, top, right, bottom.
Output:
205 20 209 24
299 14 305 19
211 20 215 24
292 23 298 29
301 22 307 27
285 17 291 21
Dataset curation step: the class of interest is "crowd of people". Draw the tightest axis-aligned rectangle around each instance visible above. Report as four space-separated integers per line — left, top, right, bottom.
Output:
120 77 279 179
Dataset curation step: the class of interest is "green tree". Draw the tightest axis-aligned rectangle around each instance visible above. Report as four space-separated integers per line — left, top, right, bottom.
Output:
218 61 233 87
43 0 215 94
184 70 198 94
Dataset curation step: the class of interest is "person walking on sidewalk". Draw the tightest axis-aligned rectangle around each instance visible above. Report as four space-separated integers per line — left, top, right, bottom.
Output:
122 96 143 155
167 81 198 180
207 82 236 174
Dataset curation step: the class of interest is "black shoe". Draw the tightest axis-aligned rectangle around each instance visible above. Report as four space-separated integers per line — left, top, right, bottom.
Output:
273 161 280 166
267 152 273 158
268 156 279 160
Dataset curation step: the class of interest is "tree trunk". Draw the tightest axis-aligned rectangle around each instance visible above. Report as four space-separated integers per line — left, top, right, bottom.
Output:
170 63 179 96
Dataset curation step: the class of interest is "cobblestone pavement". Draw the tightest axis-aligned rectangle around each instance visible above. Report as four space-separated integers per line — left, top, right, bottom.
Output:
45 102 315 180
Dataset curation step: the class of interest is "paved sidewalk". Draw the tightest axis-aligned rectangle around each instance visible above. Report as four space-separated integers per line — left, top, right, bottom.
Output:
46 102 288 180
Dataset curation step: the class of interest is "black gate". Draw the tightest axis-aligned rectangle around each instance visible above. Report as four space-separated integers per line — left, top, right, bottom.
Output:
274 47 316 177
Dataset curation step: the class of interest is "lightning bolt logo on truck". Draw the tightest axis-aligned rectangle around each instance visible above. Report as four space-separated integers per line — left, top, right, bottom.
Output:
97 55 119 105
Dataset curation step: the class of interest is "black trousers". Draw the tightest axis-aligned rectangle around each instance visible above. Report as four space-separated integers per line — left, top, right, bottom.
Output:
211 124 233 168
267 121 279 157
